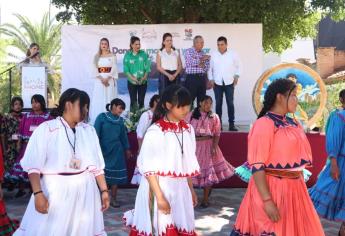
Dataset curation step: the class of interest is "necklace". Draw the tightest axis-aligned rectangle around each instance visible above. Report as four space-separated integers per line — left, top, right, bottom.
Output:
60 118 76 157
104 112 121 122
165 116 184 155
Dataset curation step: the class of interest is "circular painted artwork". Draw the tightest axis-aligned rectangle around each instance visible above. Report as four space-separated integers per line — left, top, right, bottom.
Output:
253 63 327 128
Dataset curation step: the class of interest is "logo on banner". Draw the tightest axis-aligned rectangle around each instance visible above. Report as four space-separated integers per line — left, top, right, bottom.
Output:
184 28 193 40
171 32 181 38
129 30 138 37
141 28 157 41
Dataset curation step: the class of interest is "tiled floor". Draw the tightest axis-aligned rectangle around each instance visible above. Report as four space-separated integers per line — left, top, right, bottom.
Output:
5 188 340 236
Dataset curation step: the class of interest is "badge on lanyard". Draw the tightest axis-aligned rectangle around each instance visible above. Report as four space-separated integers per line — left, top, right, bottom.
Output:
199 128 206 134
69 156 81 170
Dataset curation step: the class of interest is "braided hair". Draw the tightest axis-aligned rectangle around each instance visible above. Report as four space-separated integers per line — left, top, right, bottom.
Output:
257 78 296 119
152 85 191 124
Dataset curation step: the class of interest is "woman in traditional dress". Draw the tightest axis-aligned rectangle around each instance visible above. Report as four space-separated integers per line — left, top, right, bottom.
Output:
14 88 109 236
309 89 345 236
131 94 160 185
230 78 324 236
0 97 23 186
94 98 131 208
9 95 52 198
187 95 235 208
124 85 199 235
90 38 118 124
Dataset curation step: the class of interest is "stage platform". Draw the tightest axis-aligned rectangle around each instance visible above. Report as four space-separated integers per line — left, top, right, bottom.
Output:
126 131 327 188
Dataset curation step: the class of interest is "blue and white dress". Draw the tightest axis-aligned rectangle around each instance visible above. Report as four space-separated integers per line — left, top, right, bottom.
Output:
309 109 345 221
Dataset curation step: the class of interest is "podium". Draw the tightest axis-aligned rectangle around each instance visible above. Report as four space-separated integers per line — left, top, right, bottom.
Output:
21 64 47 109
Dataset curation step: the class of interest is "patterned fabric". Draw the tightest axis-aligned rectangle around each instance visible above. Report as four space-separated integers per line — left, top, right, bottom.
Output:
0 113 22 176
187 112 234 187
0 141 19 235
123 50 151 84
8 112 52 182
309 109 345 221
184 47 210 74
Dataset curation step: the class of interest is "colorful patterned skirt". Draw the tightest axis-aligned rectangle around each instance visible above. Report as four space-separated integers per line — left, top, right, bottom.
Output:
309 155 345 221
8 143 28 183
0 200 19 235
192 139 234 187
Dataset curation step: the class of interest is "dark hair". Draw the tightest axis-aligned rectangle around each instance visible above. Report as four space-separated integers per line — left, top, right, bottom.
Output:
79 90 90 122
191 95 213 121
24 43 40 63
10 96 23 113
160 33 176 51
26 43 39 57
217 36 228 44
130 36 140 50
339 89 345 101
286 73 297 79
31 94 47 112
152 85 191 124
257 78 297 119
51 88 90 121
149 94 160 108
106 98 126 112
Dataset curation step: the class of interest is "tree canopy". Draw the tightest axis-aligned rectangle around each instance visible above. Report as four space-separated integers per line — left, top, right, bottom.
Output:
52 0 345 53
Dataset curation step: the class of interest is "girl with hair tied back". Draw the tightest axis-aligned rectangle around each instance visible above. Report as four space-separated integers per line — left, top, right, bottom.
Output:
230 78 324 236
14 88 109 236
94 98 131 208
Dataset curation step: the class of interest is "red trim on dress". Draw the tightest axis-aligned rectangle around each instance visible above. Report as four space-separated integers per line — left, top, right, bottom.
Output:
144 170 200 178
124 217 197 236
156 119 190 133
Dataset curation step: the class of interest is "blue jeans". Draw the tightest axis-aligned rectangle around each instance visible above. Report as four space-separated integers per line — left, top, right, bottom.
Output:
213 83 235 125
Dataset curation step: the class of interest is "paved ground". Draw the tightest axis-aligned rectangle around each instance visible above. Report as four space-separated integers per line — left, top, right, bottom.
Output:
4 126 329 235
5 188 340 236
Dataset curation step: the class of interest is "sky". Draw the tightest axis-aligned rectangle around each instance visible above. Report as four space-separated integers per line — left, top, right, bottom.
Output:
0 0 62 25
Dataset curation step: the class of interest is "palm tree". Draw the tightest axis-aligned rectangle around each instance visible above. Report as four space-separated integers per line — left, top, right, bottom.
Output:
0 13 63 104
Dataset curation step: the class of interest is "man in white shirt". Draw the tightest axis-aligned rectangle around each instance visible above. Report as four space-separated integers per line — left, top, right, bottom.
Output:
208 36 241 131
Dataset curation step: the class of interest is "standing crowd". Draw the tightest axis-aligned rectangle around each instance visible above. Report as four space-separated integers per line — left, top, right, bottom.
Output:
0 33 343 236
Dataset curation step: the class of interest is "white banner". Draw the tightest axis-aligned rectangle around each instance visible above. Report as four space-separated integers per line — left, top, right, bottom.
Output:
21 65 47 108
62 24 263 124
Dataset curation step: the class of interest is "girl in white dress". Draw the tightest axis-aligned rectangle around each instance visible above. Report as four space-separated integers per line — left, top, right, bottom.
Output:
14 88 110 236
90 38 118 124
124 85 200 235
131 94 160 185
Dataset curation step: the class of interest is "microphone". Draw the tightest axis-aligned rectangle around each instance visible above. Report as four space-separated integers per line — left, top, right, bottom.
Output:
30 51 40 58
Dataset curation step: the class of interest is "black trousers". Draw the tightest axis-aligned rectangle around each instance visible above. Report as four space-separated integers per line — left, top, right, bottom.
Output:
184 73 207 106
127 81 147 111
158 70 179 95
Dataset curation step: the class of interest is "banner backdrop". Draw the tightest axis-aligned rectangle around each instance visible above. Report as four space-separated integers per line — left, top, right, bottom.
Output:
62 24 263 124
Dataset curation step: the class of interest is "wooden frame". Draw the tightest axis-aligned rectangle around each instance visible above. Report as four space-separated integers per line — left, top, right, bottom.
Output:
252 63 327 128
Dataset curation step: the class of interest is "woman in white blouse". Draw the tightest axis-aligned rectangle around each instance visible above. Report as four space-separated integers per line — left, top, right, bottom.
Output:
156 33 182 95
90 38 118 124
14 88 109 236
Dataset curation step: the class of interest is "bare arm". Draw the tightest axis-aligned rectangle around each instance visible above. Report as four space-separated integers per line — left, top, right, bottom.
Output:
29 173 49 214
96 174 110 211
174 54 183 78
146 175 171 214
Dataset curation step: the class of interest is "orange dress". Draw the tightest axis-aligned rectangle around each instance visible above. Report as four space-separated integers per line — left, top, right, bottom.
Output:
230 112 324 236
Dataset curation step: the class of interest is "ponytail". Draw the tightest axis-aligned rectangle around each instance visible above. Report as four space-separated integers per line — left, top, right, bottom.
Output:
106 103 111 111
